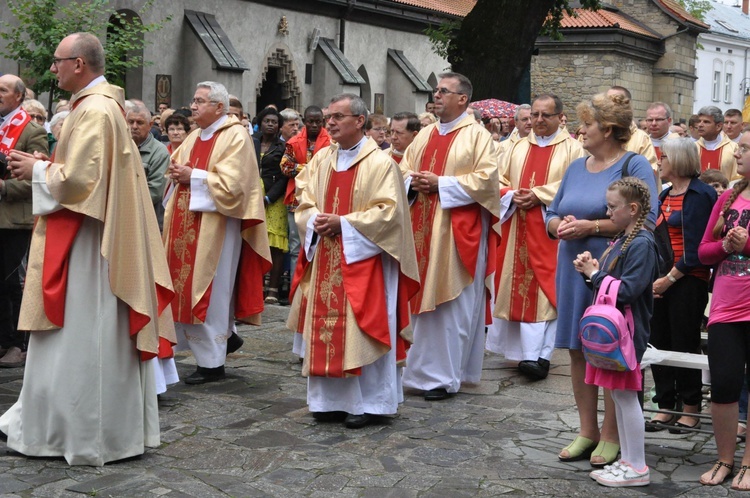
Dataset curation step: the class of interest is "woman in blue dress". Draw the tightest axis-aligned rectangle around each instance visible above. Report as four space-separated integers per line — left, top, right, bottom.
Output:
546 92 658 468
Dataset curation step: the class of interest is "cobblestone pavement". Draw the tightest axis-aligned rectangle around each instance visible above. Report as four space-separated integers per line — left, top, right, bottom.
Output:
0 306 733 496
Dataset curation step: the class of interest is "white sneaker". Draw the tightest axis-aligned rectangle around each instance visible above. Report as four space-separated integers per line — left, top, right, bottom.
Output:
595 462 649 487
589 460 624 480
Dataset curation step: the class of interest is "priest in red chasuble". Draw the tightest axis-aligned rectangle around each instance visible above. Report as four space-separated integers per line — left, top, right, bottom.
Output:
400 73 501 401
487 94 584 381
164 81 271 385
695 105 739 181
2 32 175 466
287 93 419 429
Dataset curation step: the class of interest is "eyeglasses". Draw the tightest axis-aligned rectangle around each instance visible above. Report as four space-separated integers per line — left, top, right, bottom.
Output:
606 203 628 213
738 145 750 155
659 153 668 160
646 118 668 123
191 98 218 106
51 56 79 67
530 112 559 120
370 127 387 133
433 87 464 96
29 114 45 123
167 126 187 134
324 113 356 122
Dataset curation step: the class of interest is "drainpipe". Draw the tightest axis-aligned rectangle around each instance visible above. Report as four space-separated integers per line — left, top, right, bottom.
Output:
340 0 356 53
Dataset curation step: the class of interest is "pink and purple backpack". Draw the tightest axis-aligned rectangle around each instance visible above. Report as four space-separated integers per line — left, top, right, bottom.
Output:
579 275 637 372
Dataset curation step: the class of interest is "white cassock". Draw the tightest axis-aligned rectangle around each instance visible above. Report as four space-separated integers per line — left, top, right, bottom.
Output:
0 164 159 466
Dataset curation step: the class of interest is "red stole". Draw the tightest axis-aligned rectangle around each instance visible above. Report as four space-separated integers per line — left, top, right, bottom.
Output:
700 147 722 172
284 127 331 204
305 165 390 377
654 146 662 161
0 108 32 156
166 135 218 323
495 144 558 321
410 128 483 313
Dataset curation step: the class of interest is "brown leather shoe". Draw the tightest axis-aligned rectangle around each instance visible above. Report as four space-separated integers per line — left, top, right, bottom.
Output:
0 347 26 368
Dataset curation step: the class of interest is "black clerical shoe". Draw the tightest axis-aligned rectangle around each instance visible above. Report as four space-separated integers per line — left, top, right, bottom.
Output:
424 388 452 401
226 331 244 355
518 358 550 381
312 411 348 423
344 413 377 429
184 366 226 385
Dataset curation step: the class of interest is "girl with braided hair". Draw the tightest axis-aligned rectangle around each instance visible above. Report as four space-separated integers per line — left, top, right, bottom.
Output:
574 176 658 488
698 131 750 489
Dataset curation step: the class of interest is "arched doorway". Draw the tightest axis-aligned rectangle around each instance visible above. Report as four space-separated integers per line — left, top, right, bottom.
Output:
256 48 301 115
427 72 438 105
358 65 372 111
107 9 143 100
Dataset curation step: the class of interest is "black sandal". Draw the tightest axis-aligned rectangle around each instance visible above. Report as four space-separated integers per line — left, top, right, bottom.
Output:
700 460 734 486
732 465 750 491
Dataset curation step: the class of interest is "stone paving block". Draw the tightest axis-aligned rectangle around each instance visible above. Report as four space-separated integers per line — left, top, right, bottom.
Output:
65 473 138 494
359 487 418 498
234 429 308 449
304 473 350 492
0 476 33 494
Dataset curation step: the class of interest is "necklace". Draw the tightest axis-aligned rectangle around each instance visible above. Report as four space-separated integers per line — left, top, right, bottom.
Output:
605 151 622 165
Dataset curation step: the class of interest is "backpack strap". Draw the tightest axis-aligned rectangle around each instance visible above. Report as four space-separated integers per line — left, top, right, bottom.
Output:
620 152 636 178
598 275 636 338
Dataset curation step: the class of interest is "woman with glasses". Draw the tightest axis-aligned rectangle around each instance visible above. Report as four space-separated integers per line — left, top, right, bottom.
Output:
546 92 658 468
698 131 750 488
253 107 288 304
163 112 191 154
646 138 715 434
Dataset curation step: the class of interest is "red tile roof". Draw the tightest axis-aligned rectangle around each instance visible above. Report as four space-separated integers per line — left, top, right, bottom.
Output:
559 8 661 39
657 0 709 28
391 0 475 17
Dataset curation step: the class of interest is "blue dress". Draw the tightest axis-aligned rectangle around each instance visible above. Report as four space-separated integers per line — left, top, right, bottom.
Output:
545 152 658 350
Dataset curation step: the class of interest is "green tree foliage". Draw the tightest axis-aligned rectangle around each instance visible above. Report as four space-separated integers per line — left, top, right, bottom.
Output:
0 0 169 107
676 0 711 20
426 0 601 101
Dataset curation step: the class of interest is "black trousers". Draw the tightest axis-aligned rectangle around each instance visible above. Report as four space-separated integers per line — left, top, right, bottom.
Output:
649 275 708 408
0 228 31 350
708 321 750 404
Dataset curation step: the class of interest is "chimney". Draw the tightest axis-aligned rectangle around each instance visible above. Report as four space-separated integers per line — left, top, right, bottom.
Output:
744 0 749 16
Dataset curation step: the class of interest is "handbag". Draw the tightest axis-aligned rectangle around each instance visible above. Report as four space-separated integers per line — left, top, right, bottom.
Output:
579 275 637 372
653 204 674 277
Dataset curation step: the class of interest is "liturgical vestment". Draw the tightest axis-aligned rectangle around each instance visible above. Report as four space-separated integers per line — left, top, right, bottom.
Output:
696 133 739 181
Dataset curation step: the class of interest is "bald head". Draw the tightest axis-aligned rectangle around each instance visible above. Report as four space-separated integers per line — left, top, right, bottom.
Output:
0 74 26 116
53 33 105 93
70 32 105 73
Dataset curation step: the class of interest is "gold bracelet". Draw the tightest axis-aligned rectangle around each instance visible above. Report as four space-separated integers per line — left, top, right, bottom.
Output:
595 219 600 234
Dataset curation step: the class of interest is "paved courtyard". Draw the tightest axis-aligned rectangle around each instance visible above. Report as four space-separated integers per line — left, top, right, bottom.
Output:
0 305 735 496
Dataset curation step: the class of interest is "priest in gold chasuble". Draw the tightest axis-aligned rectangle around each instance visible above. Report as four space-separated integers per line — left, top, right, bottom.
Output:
400 73 501 402
487 94 584 381
164 81 271 385
287 94 418 429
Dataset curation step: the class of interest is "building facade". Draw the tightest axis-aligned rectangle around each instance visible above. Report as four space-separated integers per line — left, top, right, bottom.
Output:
0 0 462 116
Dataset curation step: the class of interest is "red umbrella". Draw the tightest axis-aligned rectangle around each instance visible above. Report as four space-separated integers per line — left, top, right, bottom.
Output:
470 99 519 119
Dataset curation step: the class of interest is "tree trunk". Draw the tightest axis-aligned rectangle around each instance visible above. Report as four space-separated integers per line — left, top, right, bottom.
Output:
449 0 556 102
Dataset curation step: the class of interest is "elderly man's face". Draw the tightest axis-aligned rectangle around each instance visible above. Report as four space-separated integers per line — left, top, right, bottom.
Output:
0 75 24 116
127 111 151 146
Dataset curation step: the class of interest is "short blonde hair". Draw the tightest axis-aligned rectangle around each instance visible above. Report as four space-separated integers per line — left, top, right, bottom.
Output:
21 99 46 117
576 93 633 144
660 137 701 178
419 112 437 125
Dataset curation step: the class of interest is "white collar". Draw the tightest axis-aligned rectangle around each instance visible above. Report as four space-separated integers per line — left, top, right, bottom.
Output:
336 136 368 171
533 129 560 147
438 112 467 136
650 131 671 147
200 115 228 140
83 75 106 91
703 133 723 150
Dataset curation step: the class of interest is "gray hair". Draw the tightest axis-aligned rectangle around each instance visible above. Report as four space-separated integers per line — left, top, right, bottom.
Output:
126 103 151 120
514 103 531 122
330 93 369 121
71 32 105 73
21 98 45 116
197 81 229 114
698 106 724 124
660 137 701 177
49 111 69 129
280 108 300 122
648 102 672 119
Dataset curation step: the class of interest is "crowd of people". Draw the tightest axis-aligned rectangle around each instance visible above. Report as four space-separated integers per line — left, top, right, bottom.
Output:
0 31 749 492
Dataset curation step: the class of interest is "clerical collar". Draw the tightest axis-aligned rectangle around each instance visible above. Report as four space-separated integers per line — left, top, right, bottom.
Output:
732 134 741 143
703 133 723 151
336 136 367 171
650 131 671 147
534 129 560 147
438 112 467 136
200 114 228 140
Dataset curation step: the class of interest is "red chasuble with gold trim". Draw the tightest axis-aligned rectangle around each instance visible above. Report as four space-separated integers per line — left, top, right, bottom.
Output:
495 144 558 322
700 148 722 172
166 135 218 323
306 165 390 378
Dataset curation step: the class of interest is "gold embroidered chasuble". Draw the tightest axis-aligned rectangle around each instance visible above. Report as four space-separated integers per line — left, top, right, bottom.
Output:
164 116 271 325
400 114 501 314
287 138 419 376
20 82 175 356
494 131 584 322
696 134 739 181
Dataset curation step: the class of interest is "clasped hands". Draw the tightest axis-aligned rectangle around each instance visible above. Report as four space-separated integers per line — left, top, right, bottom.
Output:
168 159 193 185
512 188 540 210
410 171 438 194
724 226 748 254
6 150 49 181
314 213 341 238
557 215 589 240
573 250 599 279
